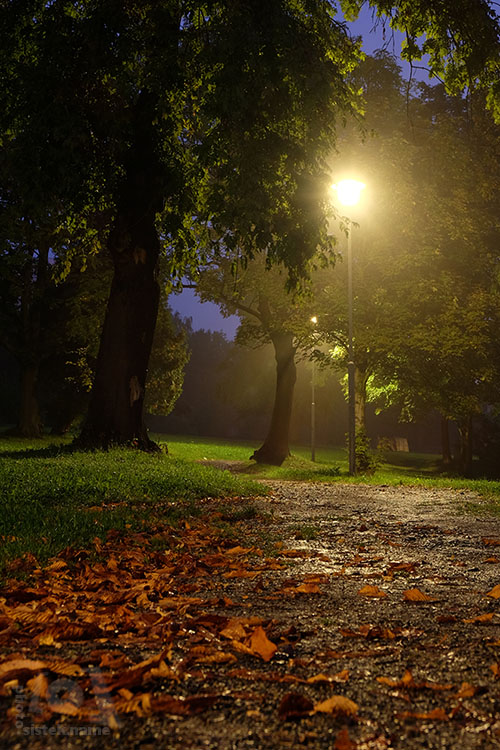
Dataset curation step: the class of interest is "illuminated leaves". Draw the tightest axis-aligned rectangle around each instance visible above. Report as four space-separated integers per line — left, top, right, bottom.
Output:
357 585 387 598
485 584 500 599
402 588 435 602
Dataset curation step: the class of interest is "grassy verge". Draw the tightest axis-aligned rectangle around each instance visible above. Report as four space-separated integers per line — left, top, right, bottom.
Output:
0 434 264 578
158 433 500 508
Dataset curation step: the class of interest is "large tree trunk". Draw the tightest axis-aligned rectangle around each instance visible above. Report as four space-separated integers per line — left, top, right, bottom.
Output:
441 415 452 467
16 362 42 438
79 93 164 450
251 331 297 466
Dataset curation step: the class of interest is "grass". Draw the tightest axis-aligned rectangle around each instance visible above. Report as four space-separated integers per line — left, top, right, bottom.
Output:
157 433 500 506
2 429 500 579
0 433 264 578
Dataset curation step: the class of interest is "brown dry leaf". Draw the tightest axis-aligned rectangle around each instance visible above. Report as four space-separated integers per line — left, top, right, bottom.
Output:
278 692 314 719
402 588 434 602
194 651 238 665
485 584 500 599
307 669 349 685
294 583 321 594
220 619 248 641
357 585 387 598
463 613 495 624
223 570 260 580
398 707 448 721
26 672 49 699
483 557 500 564
334 726 357 750
314 695 358 716
36 633 61 647
455 682 476 698
482 538 500 546
226 546 252 555
490 662 500 678
377 669 415 688
248 626 277 662
149 660 179 679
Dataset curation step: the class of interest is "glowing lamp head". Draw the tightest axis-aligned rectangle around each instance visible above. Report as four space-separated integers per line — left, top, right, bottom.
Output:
333 179 366 207
310 316 318 325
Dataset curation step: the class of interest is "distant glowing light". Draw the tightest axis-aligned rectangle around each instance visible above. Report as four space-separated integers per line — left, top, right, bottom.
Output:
310 316 318 325
332 179 366 207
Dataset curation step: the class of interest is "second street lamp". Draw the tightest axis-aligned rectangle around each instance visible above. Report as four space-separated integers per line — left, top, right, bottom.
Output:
332 179 365 476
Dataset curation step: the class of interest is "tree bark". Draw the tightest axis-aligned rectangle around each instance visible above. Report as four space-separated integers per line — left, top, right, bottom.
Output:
251 331 297 466
440 415 452 466
79 93 164 450
16 363 42 437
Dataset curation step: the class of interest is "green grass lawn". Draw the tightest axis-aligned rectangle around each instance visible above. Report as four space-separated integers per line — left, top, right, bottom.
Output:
157 432 500 502
1 429 499 579
0 433 264 577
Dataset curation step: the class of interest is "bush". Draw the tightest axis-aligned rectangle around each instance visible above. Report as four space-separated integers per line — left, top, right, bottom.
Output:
354 427 380 474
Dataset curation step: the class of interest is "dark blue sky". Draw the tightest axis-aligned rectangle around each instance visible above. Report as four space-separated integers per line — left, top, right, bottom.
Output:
169 5 431 338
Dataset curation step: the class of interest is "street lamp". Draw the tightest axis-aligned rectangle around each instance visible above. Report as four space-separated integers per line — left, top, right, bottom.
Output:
332 179 365 475
310 316 318 462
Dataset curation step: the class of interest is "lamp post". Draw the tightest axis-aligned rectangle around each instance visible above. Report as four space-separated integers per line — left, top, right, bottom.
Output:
310 316 318 462
332 179 365 476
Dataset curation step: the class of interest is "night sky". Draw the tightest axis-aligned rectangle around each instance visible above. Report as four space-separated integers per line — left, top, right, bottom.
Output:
169 6 430 338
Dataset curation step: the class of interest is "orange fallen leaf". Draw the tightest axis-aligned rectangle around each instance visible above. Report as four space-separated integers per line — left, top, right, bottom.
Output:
455 682 476 698
314 695 358 716
306 669 349 684
26 672 49 699
463 613 495 624
485 584 500 599
377 669 415 688
334 726 357 750
357 585 387 598
220 619 248 641
226 546 252 555
490 662 500 678
483 557 500 564
398 708 448 721
294 583 321 594
482 538 500 546
248 626 277 662
402 588 434 602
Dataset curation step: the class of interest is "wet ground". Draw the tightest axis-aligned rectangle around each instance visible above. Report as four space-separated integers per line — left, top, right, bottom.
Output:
2 479 500 749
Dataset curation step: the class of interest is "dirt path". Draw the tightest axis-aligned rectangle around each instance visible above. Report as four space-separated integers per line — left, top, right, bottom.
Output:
2 481 500 749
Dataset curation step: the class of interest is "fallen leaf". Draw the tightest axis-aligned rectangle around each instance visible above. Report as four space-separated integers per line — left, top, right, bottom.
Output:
463 613 495 624
377 669 415 688
314 695 358 716
248 626 277 662
334 726 357 750
294 583 321 594
220 619 248 641
490 662 500 678
397 708 448 721
485 584 500 599
402 588 434 602
483 557 500 564
455 682 476 698
306 670 349 684
482 538 500 546
278 692 314 719
357 585 387 598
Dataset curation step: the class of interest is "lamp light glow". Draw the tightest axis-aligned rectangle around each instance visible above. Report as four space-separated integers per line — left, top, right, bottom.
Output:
333 179 366 207
310 316 318 325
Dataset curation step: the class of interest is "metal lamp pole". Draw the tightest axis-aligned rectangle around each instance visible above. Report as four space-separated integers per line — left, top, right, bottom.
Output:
332 179 365 477
310 316 318 462
347 222 356 476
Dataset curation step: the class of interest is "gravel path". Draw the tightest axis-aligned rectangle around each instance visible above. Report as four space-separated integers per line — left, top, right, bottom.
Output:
2 480 500 750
